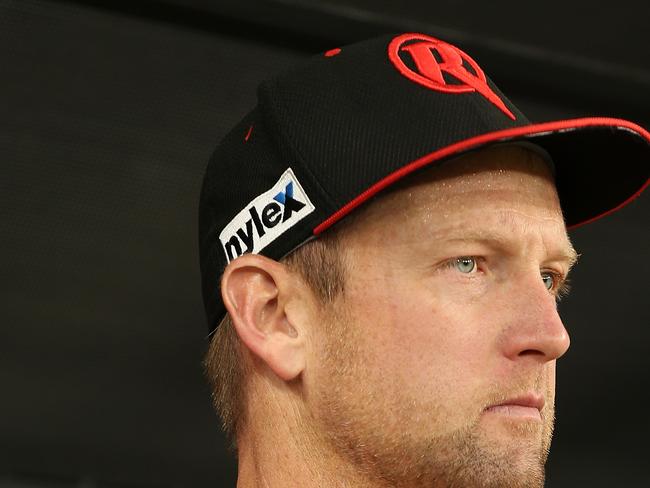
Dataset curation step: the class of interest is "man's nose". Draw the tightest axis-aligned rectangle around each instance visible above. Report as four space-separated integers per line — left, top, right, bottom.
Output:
500 272 571 362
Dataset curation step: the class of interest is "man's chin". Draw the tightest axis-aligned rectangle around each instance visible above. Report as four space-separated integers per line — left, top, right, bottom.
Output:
411 427 547 488
477 405 554 465
455 418 548 488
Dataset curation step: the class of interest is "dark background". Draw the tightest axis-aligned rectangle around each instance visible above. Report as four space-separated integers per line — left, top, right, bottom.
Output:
1 0 649 486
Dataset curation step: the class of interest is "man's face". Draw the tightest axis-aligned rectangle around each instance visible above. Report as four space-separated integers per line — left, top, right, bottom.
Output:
305 145 575 487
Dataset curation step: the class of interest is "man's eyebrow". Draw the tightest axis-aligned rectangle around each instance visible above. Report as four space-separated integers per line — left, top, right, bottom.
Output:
563 248 581 269
440 233 580 269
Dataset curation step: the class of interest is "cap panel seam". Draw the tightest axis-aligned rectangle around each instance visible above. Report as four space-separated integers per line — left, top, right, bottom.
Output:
257 78 339 215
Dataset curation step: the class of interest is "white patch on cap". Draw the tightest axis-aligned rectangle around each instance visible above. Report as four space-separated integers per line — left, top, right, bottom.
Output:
219 168 315 263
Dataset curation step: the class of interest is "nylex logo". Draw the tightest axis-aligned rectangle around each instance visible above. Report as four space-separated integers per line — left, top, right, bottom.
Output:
219 168 315 262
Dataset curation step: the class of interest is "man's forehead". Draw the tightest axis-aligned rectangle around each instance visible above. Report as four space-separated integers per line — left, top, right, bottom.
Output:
339 144 575 256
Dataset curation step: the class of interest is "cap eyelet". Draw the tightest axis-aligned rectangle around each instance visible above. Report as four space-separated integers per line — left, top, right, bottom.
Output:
324 48 341 57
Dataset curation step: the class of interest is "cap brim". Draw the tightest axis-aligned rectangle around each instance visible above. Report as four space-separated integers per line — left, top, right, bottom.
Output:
314 117 649 234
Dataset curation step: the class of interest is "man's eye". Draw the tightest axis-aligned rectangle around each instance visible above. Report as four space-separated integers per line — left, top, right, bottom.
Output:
541 271 572 301
451 256 478 274
541 272 555 291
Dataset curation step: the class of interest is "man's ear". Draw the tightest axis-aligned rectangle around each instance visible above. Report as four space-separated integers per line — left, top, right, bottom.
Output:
221 253 307 382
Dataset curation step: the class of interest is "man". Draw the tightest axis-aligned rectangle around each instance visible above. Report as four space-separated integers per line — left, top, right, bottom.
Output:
198 32 649 487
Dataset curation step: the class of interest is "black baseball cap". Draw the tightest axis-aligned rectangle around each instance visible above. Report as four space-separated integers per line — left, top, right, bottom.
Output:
199 32 649 336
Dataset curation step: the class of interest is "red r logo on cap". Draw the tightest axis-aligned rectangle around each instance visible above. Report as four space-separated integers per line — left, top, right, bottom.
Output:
388 33 515 120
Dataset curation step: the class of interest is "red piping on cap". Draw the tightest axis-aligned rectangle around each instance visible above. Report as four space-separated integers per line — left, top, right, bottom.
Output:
313 117 649 235
567 175 649 230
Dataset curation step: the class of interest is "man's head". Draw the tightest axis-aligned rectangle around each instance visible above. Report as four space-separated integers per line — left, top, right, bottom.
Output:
205 144 576 487
198 31 648 487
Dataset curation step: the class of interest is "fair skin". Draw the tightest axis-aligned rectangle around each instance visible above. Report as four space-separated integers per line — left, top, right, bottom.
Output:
222 145 577 487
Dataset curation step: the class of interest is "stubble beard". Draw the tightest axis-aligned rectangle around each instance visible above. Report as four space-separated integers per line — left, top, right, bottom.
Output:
305 308 554 488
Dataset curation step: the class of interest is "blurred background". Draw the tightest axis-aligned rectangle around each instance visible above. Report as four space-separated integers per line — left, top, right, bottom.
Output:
1 0 649 486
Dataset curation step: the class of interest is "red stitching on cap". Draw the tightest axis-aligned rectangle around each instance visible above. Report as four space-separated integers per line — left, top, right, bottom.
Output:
244 124 253 142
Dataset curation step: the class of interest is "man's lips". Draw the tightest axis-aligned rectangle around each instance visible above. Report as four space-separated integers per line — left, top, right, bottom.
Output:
484 393 545 420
